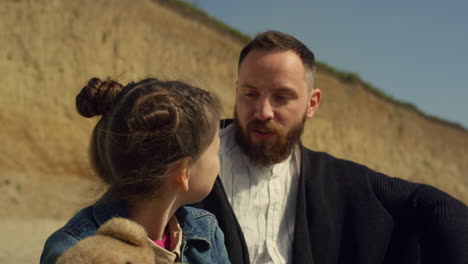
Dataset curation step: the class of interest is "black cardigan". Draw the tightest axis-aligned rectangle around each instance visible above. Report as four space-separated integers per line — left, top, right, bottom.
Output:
194 145 468 264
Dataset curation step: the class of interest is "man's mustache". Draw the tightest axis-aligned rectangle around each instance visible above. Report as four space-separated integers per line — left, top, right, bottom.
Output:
246 119 281 134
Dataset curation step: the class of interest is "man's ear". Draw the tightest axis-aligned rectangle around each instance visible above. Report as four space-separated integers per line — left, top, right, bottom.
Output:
306 88 321 118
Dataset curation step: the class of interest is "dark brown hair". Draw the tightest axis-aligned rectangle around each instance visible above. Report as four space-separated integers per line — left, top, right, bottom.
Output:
76 77 221 203
238 30 316 89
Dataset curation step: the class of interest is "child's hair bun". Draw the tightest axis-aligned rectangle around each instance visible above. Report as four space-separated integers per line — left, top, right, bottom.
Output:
76 77 124 118
127 91 182 138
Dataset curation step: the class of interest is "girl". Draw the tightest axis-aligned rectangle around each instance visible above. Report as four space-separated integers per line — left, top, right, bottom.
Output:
40 77 229 263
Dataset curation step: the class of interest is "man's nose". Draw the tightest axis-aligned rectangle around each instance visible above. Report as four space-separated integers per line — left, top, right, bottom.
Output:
254 98 274 121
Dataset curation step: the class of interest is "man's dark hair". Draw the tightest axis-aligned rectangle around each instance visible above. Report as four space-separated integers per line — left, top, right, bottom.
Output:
238 30 316 89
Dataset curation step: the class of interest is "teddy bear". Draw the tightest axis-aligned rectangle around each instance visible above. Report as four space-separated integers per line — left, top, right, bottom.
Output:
56 217 156 264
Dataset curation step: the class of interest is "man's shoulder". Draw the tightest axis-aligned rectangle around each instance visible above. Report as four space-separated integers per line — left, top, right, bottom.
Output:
298 146 397 195
300 146 373 174
219 120 239 156
300 146 468 208
220 119 233 129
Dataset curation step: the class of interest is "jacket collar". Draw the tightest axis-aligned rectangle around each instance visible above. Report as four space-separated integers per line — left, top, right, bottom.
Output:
92 199 211 249
92 198 130 226
175 207 212 249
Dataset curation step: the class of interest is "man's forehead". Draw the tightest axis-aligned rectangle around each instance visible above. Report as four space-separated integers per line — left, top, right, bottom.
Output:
239 50 305 77
239 82 297 93
237 49 309 94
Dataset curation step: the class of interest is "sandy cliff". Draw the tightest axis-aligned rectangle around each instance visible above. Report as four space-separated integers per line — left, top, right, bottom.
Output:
0 0 466 263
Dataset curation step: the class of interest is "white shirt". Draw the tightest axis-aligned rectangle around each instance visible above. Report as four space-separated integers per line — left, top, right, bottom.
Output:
219 123 300 264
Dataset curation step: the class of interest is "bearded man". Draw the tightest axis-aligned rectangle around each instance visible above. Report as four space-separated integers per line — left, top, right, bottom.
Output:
194 30 468 264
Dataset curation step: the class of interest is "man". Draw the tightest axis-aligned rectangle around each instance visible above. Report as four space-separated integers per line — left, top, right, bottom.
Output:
195 30 468 264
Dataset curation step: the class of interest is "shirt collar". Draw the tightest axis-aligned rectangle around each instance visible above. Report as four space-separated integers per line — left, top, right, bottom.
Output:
148 215 182 262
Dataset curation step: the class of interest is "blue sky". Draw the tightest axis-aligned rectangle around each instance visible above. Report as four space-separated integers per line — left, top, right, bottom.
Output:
193 0 468 129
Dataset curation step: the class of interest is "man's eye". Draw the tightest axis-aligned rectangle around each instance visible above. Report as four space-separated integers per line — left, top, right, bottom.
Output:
276 95 290 101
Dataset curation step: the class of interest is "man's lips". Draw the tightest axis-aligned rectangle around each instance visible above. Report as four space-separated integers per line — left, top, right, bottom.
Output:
246 120 279 140
253 128 274 134
250 127 276 140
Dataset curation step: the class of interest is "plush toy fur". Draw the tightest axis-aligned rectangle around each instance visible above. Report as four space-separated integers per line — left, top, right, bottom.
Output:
56 217 155 264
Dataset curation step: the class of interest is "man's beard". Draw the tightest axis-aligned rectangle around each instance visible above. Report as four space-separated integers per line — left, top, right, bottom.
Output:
234 111 306 167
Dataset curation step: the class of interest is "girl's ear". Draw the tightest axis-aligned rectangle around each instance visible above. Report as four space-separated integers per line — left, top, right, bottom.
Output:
175 168 190 192
174 159 191 192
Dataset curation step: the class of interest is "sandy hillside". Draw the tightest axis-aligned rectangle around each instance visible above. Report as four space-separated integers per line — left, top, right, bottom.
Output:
1 0 467 263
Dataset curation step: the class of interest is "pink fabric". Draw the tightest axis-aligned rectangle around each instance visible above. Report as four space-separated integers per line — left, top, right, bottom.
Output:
153 233 171 250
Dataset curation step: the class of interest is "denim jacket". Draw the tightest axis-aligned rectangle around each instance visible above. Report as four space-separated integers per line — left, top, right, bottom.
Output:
40 200 230 264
